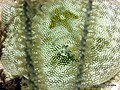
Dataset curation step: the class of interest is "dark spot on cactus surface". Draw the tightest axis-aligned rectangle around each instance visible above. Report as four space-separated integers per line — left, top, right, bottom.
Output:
49 7 78 31
51 45 76 66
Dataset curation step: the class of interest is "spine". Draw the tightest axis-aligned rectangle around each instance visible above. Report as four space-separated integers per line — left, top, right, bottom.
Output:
76 0 93 90
23 0 39 90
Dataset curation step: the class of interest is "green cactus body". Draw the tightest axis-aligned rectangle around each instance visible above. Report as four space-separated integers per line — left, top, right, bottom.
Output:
1 0 120 90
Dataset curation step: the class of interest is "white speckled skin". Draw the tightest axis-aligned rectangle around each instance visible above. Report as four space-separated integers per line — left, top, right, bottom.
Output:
1 0 120 90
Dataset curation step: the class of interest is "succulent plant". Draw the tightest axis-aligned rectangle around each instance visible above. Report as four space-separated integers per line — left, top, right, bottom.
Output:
0 0 120 90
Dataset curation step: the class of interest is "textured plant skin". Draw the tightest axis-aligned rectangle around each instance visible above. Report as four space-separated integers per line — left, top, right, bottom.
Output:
0 0 120 90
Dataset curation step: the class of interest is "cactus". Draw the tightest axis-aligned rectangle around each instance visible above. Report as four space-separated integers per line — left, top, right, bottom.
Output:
0 0 120 90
